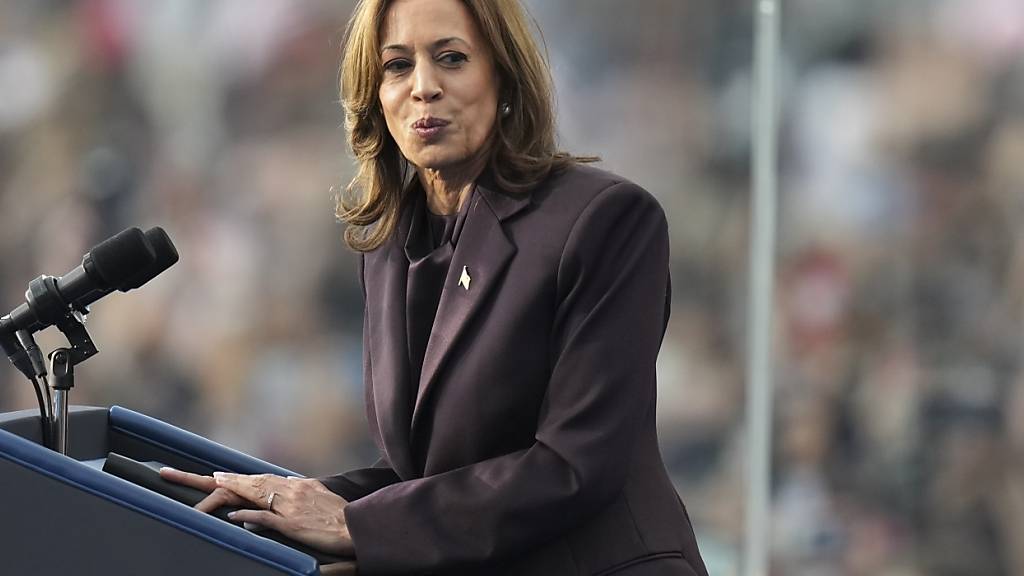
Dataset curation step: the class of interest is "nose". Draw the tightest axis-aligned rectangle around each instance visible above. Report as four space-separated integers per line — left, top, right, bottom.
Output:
411 62 442 103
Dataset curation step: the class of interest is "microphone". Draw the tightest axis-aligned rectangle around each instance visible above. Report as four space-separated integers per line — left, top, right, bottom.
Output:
1 226 178 335
50 226 180 309
122 227 180 291
0 226 178 451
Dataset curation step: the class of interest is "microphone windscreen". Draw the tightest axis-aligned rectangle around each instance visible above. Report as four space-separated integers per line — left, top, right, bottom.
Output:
88 227 156 290
119 227 179 291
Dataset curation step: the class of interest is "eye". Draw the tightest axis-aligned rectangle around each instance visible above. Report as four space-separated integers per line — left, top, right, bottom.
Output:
437 52 469 67
383 59 412 74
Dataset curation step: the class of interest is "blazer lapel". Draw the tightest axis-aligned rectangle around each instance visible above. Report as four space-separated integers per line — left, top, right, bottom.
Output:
364 206 418 479
410 180 530 433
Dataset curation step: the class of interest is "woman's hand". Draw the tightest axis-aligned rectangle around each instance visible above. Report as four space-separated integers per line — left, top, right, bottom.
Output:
158 469 355 557
158 467 248 513
214 472 355 557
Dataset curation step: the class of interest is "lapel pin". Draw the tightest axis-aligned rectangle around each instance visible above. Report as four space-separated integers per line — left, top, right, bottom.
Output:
459 266 471 291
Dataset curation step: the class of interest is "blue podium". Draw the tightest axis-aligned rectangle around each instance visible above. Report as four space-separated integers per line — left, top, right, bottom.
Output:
0 406 327 575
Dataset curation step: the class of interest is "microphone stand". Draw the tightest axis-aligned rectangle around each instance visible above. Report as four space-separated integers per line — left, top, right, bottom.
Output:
48 349 73 454
10 310 99 455
47 312 98 455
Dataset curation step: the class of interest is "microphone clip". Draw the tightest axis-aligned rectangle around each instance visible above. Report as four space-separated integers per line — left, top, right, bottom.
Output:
53 312 98 367
11 287 99 381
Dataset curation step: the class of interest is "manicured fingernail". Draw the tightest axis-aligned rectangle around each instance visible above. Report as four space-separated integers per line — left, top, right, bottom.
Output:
213 471 226 480
159 467 175 473
227 511 237 519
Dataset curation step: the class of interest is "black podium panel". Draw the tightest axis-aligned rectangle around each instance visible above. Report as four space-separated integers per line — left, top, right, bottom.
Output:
1 458 293 575
0 406 323 576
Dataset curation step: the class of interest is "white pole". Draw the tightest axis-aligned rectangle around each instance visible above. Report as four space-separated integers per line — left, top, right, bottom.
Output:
744 1 780 576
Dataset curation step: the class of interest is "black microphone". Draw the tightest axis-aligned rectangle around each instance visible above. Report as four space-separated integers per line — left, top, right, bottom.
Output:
122 227 180 291
49 226 181 307
2 227 158 334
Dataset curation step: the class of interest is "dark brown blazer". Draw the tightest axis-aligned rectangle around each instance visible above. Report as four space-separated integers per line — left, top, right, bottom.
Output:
320 165 708 576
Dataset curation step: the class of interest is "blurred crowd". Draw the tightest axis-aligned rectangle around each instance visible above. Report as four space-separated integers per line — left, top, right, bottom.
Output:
2 1 1023 574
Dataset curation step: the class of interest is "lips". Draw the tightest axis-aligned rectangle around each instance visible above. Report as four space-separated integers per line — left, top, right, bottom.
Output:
412 117 450 129
412 117 450 141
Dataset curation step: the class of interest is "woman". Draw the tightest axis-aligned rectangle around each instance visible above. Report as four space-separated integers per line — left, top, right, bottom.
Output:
162 0 708 574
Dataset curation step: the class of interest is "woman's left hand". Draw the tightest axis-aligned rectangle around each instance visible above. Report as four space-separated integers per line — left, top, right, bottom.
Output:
213 472 356 557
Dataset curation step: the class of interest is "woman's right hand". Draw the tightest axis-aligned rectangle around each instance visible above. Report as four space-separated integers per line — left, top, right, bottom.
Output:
158 467 248 513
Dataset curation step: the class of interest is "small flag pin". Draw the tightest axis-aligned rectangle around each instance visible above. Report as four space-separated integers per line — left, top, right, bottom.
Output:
459 266 471 291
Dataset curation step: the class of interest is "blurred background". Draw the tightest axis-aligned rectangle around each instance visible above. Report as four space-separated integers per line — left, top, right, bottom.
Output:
2 0 1023 574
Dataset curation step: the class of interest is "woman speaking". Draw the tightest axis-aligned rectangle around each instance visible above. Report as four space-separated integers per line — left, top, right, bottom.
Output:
162 0 708 574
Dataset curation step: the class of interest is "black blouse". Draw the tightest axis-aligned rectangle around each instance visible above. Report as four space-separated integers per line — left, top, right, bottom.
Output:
403 190 471 393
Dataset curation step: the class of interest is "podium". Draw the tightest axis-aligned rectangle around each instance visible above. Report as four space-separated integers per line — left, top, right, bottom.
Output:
0 405 326 575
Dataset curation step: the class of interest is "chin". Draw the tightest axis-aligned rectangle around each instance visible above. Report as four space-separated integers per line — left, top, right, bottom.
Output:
409 148 471 171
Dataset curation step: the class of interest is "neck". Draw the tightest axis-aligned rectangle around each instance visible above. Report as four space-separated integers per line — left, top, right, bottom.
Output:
417 157 487 215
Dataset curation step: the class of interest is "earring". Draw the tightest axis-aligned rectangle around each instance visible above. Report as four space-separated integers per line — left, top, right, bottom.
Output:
500 102 512 117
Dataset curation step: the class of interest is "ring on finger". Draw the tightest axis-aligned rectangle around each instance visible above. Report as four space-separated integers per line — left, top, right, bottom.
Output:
267 491 278 511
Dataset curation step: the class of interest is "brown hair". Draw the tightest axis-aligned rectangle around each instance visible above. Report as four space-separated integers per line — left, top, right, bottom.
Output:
336 0 592 252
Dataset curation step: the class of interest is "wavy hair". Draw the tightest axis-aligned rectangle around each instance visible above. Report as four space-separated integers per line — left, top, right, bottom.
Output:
336 0 592 252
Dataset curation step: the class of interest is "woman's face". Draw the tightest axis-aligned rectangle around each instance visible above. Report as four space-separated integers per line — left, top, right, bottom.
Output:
378 0 500 173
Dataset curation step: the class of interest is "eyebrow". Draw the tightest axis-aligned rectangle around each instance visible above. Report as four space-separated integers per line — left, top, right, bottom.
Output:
381 37 469 54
